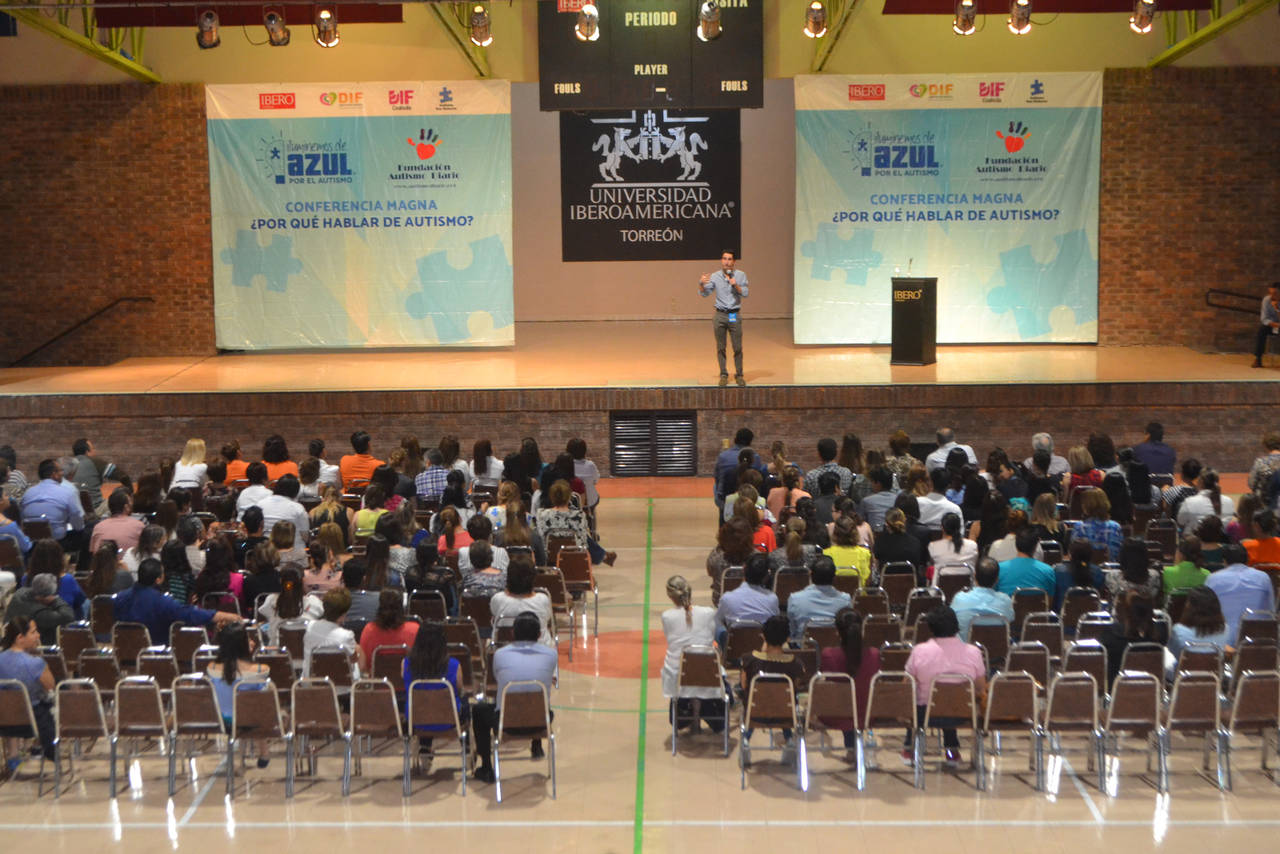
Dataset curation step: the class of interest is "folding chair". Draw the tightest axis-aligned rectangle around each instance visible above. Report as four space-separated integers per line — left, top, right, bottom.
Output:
832 573 860 599
1043 672 1104 792
192 645 219 674
1011 589 1050 639
53 679 110 797
90 595 116 641
720 565 746 597
772 567 810 613
802 618 840 652
409 589 448 623
443 618 485 690
136 648 179 703
904 588 945 638
878 563 917 615
980 671 1044 791
1060 587 1101 635
1038 541 1064 567
1103 671 1165 794
805 671 861 788
371 644 409 694
109 675 169 797
1005 641 1051 695
201 592 241 616
739 673 806 792
922 674 982 786
861 613 902 648
1230 637 1279 693
494 681 555 802
1076 611 1116 642
56 623 94 677
110 622 152 671
1062 640 1109 700
879 641 913 673
1222 669 1280 791
723 620 763 671
407 678 470 793
1163 670 1228 791
671 645 730 757
448 642 480 700
168 673 224 796
461 593 494 637
1175 642 1224 682
1117 642 1166 690
277 619 309 671
291 677 352 796
170 624 209 674
533 568 577 661
936 566 973 604
39 646 69 684
254 648 296 705
227 680 293 798
78 648 121 705
969 617 1010 670
852 587 891 619
350 678 411 796
0 679 48 793
862 671 921 789
558 547 599 636
1021 612 1064 664
1238 609 1279 646
1146 518 1178 562
307 647 354 692
544 535 575 568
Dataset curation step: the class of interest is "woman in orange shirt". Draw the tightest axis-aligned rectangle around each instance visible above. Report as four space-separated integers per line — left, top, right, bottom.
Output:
262 434 299 481
732 495 775 554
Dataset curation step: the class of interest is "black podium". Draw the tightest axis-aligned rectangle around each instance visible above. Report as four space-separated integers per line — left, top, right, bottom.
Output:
890 277 937 365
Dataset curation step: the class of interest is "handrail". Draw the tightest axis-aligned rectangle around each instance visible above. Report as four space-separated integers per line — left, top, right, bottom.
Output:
1204 288 1259 317
9 296 156 366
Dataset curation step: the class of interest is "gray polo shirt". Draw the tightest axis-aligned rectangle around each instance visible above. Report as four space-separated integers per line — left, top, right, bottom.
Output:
699 269 749 311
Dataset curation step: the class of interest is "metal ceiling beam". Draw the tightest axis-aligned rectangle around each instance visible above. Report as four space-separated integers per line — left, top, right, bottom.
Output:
5 7 160 83
810 0 858 74
427 1 490 79
1148 0 1278 67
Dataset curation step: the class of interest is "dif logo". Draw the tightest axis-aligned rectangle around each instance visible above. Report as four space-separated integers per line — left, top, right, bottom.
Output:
320 91 363 107
389 89 415 110
979 82 1006 99
909 83 953 98
258 92 295 110
848 84 885 101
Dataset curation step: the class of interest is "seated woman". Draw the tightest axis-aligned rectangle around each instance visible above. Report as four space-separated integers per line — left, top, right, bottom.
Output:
374 511 415 587
824 515 872 586
83 539 133 605
1163 534 1210 594
660 575 723 733
535 480 617 567
817 608 880 760
349 483 389 542
241 537 283 614
261 434 299 482
1166 586 1233 680
483 481 523 531
1176 469 1235 534
0 617 57 769
257 566 322 646
494 501 547 567
732 494 776 556
359 588 421 665
436 506 473 557
1053 538 1108 612
308 486 350 549
1098 591 1157 686
403 621 468 764
270 520 307 570
706 516 756 604
902 605 986 768
303 534 343 593
1104 536 1162 602
928 512 978 580
765 464 809 522
207 623 272 767
828 498 873 552
768 515 818 572
1070 488 1124 563
489 555 555 647
195 538 251 612
1195 515 1229 570
872 509 927 580
123 523 166 575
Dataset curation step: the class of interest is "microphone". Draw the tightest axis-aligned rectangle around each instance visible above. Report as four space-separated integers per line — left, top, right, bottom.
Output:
908 257 913 274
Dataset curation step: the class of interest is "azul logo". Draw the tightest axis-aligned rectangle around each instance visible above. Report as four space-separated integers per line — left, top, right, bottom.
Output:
996 120 1031 153
255 134 355 185
287 152 352 177
909 83 954 98
979 81 1006 100
319 91 363 107
848 84 885 101
406 128 442 160
258 92 295 110
874 144 940 170
388 89 415 110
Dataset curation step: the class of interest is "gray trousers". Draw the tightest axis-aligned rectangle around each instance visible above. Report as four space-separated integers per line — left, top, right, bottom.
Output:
713 312 743 377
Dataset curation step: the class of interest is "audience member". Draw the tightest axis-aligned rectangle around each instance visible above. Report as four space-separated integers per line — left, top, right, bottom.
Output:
1242 509 1280 564
785 556 852 641
535 480 615 566
1070 488 1124 562
404 621 468 761
490 555 554 647
804 438 853 497
1204 543 1274 641
1247 432 1280 498
1098 591 1157 685
1052 539 1107 612
903 605 985 767
817 609 880 755
1105 536 1162 601
924 428 977 473
872 508 928 576
930 512 978 575
171 438 208 490
1166 586 1232 679
1163 534 1210 594
207 623 272 766
1132 421 1175 475
1023 432 1070 478
339 430 384 492
471 438 504 490
661 575 724 733
359 588 421 664
716 553 779 632
951 557 1014 640
995 528 1055 596
234 462 271 520
0 616 57 765
114 558 238 642
824 515 871 585
257 567 322 645
739 614 806 757
18 458 84 553
1177 469 1234 533
882 429 922 485
2 573 73 645
83 539 133 598
303 586 366 676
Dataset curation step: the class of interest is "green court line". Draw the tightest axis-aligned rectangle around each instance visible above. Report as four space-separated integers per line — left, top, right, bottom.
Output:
633 498 654 854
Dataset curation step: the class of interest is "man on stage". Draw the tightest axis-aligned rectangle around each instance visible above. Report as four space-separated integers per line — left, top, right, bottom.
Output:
1253 282 1279 368
698 250 749 387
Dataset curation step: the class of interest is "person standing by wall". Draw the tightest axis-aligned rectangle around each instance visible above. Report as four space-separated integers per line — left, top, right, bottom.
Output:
1253 282 1279 368
698 250 749 387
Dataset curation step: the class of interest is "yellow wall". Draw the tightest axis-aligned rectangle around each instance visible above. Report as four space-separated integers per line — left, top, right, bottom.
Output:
1 0 1277 85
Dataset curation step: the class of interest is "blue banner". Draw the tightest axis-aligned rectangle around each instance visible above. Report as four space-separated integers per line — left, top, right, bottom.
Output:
794 73 1101 345
207 81 513 349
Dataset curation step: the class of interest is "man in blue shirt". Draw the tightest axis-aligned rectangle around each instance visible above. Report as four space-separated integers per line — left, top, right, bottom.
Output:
471 611 558 784
995 529 1055 596
112 558 239 644
19 459 84 551
715 554 780 643
1252 282 1279 368
1204 543 1275 641
1131 422 1176 476
414 448 450 502
697 250 750 387
713 427 762 522
859 467 900 533
951 557 1015 640
785 556 852 641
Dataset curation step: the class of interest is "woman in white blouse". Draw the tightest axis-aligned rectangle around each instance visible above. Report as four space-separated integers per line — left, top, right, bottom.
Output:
171 438 208 490
1176 469 1236 533
660 575 723 733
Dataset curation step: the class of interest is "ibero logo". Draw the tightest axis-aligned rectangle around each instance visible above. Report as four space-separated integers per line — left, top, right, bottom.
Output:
319 91 363 107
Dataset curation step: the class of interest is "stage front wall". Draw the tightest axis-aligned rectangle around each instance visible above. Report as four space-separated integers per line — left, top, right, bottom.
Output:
794 73 1101 345
206 81 513 349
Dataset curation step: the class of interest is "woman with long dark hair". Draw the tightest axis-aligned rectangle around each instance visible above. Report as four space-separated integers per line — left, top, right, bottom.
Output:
257 566 322 645
403 621 467 762
84 539 133 598
817 608 880 758
123 523 166 575
706 516 755 604
968 489 1010 557
261 434 298 481
1177 469 1235 533
162 539 198 605
1167 586 1231 672
359 588 420 664
470 438 502 490
1105 536 1162 602
0 616 57 764
1099 591 1156 685
1052 537 1107 611
206 623 272 766
929 512 978 575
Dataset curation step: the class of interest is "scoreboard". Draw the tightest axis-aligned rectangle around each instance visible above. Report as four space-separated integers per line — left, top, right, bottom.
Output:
537 0 763 111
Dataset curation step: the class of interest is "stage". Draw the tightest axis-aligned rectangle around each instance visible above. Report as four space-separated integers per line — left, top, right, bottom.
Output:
1 319 1276 478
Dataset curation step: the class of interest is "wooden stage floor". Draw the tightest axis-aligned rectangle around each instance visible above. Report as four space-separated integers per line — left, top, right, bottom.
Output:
0 320 1271 395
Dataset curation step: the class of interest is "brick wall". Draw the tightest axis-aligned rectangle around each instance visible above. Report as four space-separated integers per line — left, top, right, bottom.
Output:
1 68 1278 365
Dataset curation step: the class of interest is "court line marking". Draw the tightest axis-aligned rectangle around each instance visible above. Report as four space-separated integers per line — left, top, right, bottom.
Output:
1062 758 1105 824
632 497 654 854
178 758 222 825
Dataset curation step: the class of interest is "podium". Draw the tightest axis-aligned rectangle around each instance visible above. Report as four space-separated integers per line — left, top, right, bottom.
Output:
890 277 937 366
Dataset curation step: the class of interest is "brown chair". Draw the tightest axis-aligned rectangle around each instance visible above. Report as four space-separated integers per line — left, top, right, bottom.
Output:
39 646 69 685
21 520 54 541
1146 518 1178 562
1020 612 1064 662
442 617 485 685
1075 611 1116 642
1038 541 1064 567
557 546 599 636
544 535 576 568
1060 588 1101 634
448 642 480 700
136 648 179 699
109 675 169 797
110 622 152 670
291 677 352 795
534 568 577 660
1062 640 1109 699
805 671 860 787
254 648 296 704
192 645 220 673
90 595 116 640
0 679 47 793
1237 609 1279 646
1223 669 1280 791
0 536 22 572
969 617 1010 670
170 624 209 673
935 567 972 604
371 644 409 694
878 564 916 615
1162 671 1227 791
350 678 411 795
409 589 448 623
277 619 309 670
923 674 982 785
981 671 1044 791
1011 589 1050 638
78 647 121 704
493 681 555 802
861 613 902 648
307 647 354 690
913 612 934 644
227 680 293 798
879 641 913 673
832 573 860 598
1103 671 1165 794
56 623 95 677
1175 642 1224 682
1005 641 1051 693
723 620 764 670
720 565 746 597
1117 642 1166 689
460 593 494 635
53 678 110 797
802 618 840 652
772 567 810 613
739 673 806 791
672 645 731 757
903 588 945 638
1043 672 1104 791
852 587 891 619
862 671 922 789
790 640 820 691
1231 637 1279 691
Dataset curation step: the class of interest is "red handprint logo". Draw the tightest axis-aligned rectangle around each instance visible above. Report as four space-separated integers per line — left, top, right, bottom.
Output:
996 120 1031 153
406 128 442 160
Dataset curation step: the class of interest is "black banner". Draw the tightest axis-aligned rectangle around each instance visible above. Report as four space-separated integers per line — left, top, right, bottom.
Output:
560 108 740 261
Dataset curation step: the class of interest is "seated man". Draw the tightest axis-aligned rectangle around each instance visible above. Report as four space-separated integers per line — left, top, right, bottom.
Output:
785 556 853 641
19 458 84 553
804 437 853 497
339 558 380 624
3 573 75 645
457 514 509 574
89 487 144 554
995 528 1056 596
858 467 899 534
256 474 311 549
303 586 368 676
925 427 977 473
1204 543 1275 641
112 558 239 644
471 610 559 783
950 557 1014 641
715 553 780 640
916 467 963 531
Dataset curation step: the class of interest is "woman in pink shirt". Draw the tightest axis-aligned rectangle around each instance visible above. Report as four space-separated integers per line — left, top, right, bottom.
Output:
903 604 986 768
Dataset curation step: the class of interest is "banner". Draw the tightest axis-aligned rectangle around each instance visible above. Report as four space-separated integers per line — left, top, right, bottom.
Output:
207 81 512 349
560 108 740 261
794 73 1101 345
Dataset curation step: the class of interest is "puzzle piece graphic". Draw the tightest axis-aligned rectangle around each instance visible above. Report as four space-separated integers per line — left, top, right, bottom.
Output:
405 234 514 344
986 229 1096 340
800 223 883 286
219 230 303 292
